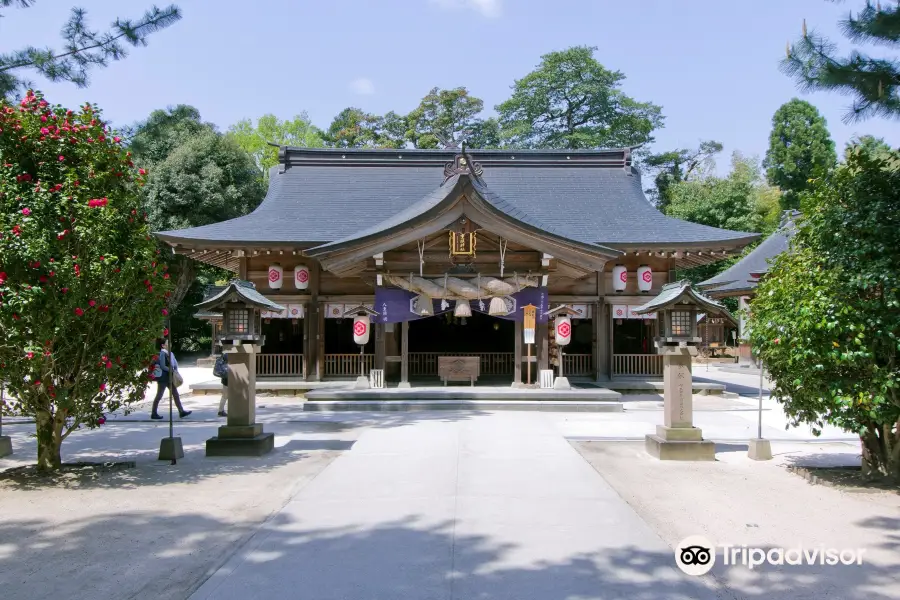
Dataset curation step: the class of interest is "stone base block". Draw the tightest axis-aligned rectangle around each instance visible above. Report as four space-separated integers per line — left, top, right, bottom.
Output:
748 438 773 461
645 434 716 461
553 377 571 390
218 424 264 439
158 436 185 461
354 376 370 389
655 425 704 442
0 435 12 458
206 432 275 457
398 381 411 389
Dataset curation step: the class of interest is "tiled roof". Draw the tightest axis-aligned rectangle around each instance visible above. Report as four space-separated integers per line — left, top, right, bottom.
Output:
194 280 285 312
631 280 733 320
700 211 799 296
156 148 759 249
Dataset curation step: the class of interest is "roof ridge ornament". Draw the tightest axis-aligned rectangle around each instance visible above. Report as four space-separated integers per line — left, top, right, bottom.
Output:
443 141 484 183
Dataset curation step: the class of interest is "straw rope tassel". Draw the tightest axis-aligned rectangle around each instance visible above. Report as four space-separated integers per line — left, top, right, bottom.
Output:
441 274 449 310
417 240 425 277
499 237 507 278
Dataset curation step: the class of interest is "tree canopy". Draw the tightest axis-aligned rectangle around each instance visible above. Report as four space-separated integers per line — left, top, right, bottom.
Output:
405 87 485 149
644 140 723 211
0 3 181 98
496 46 664 150
748 143 900 478
228 113 324 175
783 2 900 121
0 91 173 470
763 99 836 210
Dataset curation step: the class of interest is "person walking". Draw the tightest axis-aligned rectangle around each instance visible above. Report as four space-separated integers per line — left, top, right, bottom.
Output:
213 350 229 417
150 338 192 419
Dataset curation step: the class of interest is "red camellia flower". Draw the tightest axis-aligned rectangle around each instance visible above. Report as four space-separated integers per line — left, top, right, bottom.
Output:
25 351 34 359
99 383 106 392
88 300 96 307
0 272 6 285
58 155 65 161
61 287 68 294
39 275 48 283
163 273 170 280
774 338 780 344
21 207 31 216
97 417 106 425
163 328 169 337
106 361 112 369
139 168 147 175
74 307 84 316
162 308 169 316
12 225 21 236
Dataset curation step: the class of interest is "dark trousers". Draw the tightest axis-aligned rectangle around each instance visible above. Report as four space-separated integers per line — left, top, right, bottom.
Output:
151 377 186 416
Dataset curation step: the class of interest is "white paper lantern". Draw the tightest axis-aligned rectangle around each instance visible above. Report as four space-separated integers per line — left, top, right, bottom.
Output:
267 264 283 289
352 314 370 346
637 265 652 293
555 316 572 346
294 265 310 290
612 264 627 293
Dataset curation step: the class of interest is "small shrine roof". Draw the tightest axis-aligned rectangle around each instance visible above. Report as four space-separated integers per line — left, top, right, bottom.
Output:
194 280 285 312
631 280 737 325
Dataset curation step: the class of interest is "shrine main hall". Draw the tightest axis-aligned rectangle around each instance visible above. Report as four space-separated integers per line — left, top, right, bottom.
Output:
157 146 757 386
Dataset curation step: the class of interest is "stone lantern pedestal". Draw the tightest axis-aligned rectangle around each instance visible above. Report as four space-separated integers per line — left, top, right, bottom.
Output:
645 345 715 461
206 343 275 456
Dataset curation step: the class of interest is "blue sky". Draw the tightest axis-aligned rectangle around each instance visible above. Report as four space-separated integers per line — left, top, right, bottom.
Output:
3 0 899 175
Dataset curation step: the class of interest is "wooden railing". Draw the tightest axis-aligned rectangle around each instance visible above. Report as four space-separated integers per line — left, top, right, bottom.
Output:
563 354 593 376
613 353 663 377
257 353 304 377
409 352 514 376
325 353 375 377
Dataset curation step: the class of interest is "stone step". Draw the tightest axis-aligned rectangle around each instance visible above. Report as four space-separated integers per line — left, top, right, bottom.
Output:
303 399 624 412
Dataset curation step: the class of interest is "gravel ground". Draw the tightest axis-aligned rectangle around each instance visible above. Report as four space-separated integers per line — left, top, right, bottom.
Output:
573 440 900 600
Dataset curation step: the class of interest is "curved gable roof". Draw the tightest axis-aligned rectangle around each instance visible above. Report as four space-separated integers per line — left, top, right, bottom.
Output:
155 148 758 250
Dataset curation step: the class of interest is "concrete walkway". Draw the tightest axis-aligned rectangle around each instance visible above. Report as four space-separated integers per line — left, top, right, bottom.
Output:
190 412 718 600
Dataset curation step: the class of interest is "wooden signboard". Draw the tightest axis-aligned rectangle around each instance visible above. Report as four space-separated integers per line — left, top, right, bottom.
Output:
522 304 537 384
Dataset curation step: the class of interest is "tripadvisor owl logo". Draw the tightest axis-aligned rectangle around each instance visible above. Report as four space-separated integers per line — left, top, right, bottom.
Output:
675 536 716 576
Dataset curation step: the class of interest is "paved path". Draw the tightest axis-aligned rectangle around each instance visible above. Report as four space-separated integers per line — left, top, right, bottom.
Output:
190 412 718 600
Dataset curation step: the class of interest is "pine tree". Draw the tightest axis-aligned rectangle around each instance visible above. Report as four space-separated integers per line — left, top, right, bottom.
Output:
783 2 900 122
764 99 836 210
0 3 181 98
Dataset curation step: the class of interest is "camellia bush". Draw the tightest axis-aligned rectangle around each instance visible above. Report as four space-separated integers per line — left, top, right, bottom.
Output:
0 91 173 471
749 144 900 479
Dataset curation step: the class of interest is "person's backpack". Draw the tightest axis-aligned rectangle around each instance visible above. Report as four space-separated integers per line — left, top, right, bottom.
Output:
150 354 163 379
213 354 227 378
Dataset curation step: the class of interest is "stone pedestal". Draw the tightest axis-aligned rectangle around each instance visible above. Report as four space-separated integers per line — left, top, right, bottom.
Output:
645 346 715 461
158 436 184 460
552 377 571 390
0 435 12 458
354 376 370 389
206 344 274 457
748 438 773 461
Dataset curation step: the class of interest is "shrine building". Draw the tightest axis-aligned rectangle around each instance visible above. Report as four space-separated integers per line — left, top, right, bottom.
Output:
156 146 759 386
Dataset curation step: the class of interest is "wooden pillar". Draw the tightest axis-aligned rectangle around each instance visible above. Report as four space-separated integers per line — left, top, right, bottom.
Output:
317 302 325 380
375 322 385 370
513 319 523 387
400 320 410 387
594 303 608 381
538 318 549 371
238 257 248 280
306 261 321 381
302 312 309 380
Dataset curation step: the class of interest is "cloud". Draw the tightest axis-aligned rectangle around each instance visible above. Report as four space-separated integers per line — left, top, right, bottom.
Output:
429 0 501 18
349 77 375 96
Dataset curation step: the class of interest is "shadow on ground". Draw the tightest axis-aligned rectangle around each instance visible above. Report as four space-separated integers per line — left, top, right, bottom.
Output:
1 509 897 600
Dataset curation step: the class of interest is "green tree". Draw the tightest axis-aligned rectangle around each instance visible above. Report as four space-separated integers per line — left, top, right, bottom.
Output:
0 3 181 98
141 130 265 318
323 107 384 148
748 144 900 478
763 99 836 210
466 117 502 149
125 105 216 166
644 140 723 211
0 91 173 470
847 134 892 160
783 3 900 121
496 46 664 149
406 87 486 149
667 153 780 234
228 113 324 176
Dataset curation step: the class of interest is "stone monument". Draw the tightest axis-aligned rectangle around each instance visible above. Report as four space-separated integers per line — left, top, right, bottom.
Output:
197 280 284 457
632 281 737 461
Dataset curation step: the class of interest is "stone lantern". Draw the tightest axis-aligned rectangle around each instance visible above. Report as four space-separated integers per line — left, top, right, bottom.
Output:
631 280 736 461
195 280 285 456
